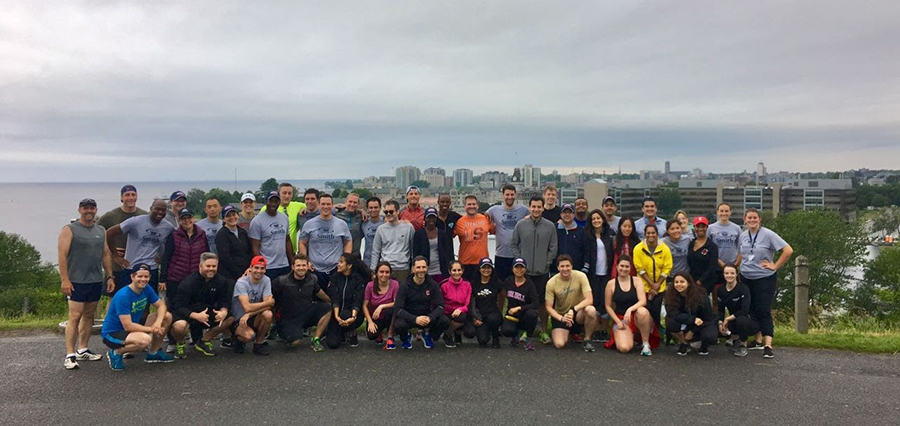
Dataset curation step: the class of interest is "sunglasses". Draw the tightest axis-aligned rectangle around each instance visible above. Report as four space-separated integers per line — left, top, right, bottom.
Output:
383 209 396 214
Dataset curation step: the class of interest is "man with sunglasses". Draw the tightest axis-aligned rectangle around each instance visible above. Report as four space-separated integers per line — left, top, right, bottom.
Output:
370 200 415 283
399 185 425 231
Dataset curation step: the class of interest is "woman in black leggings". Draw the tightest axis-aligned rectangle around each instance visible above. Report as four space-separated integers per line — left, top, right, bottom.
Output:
500 258 540 350
717 264 758 357
665 272 717 356
464 258 504 348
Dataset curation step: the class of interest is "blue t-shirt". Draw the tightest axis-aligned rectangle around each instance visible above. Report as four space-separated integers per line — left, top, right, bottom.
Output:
101 285 160 336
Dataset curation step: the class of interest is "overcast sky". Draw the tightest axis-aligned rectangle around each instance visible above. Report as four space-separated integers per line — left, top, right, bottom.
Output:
2 1 898 182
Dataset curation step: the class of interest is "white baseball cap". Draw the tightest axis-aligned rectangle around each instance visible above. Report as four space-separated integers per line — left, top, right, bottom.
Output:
241 193 255 202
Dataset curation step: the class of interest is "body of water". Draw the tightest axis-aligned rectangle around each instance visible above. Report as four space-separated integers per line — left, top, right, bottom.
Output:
0 180 330 263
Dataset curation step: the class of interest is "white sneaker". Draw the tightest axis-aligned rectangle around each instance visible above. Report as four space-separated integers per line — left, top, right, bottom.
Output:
64 356 79 370
75 349 103 361
165 344 176 354
640 343 652 356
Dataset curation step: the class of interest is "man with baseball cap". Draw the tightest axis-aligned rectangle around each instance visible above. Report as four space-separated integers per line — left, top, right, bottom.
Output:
412 206 453 283
59 198 116 369
106 199 176 295
98 185 147 287
249 191 293 280
216 205 252 280
554 203 589 275
165 191 188 226
260 182 307 254
601 196 621 235
238 193 257 229
370 200 415 283
399 185 425 231
231 255 275 355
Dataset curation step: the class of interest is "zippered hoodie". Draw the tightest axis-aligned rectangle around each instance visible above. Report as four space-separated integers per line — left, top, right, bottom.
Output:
327 270 366 312
555 221 589 273
172 270 231 320
511 216 558 275
440 277 472 316
395 274 444 323
633 240 673 293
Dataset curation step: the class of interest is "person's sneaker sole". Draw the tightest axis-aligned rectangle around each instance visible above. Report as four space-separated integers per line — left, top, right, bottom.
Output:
64 359 79 370
195 346 216 357
734 348 749 357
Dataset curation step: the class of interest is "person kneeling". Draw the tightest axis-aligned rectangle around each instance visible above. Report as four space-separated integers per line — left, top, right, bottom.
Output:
665 272 717 356
273 255 332 352
170 253 234 358
440 261 473 348
545 255 600 352
231 256 275 356
394 257 450 349
101 264 174 371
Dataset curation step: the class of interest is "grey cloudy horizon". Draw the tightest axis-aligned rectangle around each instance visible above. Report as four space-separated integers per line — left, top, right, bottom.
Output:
2 1 898 182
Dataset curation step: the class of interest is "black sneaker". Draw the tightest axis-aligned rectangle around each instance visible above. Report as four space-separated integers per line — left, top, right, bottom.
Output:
266 327 277 341
443 333 457 348
583 341 596 352
747 340 765 350
348 333 359 348
677 343 689 356
491 335 501 349
220 337 233 349
510 337 519 347
598 330 610 343
698 344 709 356
763 346 775 359
253 342 271 356
455 332 462 346
233 341 245 354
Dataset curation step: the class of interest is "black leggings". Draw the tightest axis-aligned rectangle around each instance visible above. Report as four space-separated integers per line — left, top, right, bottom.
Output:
728 315 760 342
665 318 717 347
648 291 664 328
365 308 394 340
463 311 501 345
744 273 777 337
326 309 363 349
589 274 609 309
501 309 538 338
394 314 451 340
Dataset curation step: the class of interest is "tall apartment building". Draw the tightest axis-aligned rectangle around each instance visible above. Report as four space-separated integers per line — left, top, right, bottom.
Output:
453 168 474 188
395 166 421 189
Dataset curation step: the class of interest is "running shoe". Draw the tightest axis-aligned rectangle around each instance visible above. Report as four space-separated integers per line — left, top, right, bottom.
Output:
571 333 584 343
443 333 457 348
401 333 413 350
524 338 535 351
233 341 245 354
539 331 551 345
454 332 462 346
174 343 187 359
491 335 501 349
422 332 434 349
108 350 125 371
698 344 709 356
220 337 233 349
64 355 79 370
640 343 652 357
349 333 359 348
144 351 175 363
510 336 519 347
165 343 176 354
724 338 734 348
375 334 384 346
75 349 103 361
253 341 271 356
763 346 775 359
677 343 690 356
583 341 596 352
311 337 324 352
195 340 216 357
734 344 748 357
690 341 702 350
384 337 396 350
747 340 765 350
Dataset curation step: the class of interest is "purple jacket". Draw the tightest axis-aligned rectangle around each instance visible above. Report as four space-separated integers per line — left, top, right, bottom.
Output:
161 224 209 283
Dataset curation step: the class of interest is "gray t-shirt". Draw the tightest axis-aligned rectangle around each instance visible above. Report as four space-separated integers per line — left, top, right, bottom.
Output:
336 209 364 256
739 227 788 280
249 211 290 269
119 215 176 269
708 221 742 265
486 204 529 258
361 218 384 265
298 216 352 273
662 235 691 274
196 218 223 254
231 275 272 319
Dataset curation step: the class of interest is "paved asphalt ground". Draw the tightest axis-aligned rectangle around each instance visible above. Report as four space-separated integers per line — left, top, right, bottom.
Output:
1 333 898 425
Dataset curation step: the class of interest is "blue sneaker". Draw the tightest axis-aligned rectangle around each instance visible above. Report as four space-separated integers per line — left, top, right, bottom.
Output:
144 351 175 363
108 349 125 371
422 331 434 349
401 333 413 350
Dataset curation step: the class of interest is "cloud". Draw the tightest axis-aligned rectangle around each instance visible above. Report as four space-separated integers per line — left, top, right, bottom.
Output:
1 1 898 182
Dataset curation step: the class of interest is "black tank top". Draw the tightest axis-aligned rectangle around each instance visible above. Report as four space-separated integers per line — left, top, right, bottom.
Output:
612 275 638 316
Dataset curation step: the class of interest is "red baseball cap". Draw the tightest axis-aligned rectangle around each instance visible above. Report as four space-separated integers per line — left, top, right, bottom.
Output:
250 255 268 267
693 216 709 227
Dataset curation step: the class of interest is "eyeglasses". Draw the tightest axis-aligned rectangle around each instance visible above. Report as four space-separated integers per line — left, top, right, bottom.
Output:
383 210 396 214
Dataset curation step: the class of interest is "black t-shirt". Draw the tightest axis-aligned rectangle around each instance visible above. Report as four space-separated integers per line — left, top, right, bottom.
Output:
472 277 503 319
272 273 322 319
542 206 561 224
503 276 539 312
436 211 462 235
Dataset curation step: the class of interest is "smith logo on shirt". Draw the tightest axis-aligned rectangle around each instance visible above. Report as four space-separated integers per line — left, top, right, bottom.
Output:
131 298 147 314
142 229 162 244
315 228 337 239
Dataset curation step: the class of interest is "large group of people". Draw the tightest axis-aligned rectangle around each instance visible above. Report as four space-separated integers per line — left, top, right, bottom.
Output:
58 182 793 371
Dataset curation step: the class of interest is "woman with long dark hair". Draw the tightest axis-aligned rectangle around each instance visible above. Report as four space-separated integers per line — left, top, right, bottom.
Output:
585 209 614 342
465 258 504 348
440 261 473 348
717 264 758 357
664 272 717 356
661 220 690 275
363 261 399 350
325 253 370 349
611 217 639 279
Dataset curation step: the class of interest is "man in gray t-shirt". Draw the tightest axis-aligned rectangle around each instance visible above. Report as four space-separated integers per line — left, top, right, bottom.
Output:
249 192 293 277
486 185 529 281
361 197 384 266
231 256 275 354
298 194 352 275
117 209 176 269
196 198 223 253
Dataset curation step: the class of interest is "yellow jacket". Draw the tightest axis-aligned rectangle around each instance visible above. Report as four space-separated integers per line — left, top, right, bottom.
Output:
633 240 673 293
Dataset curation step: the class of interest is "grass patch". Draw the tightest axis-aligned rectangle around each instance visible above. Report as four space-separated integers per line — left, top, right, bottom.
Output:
0 315 64 332
775 325 900 354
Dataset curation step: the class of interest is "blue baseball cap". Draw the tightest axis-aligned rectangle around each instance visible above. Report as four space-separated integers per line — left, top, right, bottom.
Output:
425 207 438 218
266 190 280 200
602 196 616 205
513 257 527 267
170 191 187 201
120 185 137 195
479 258 493 268
179 208 193 218
561 203 574 212
222 205 238 217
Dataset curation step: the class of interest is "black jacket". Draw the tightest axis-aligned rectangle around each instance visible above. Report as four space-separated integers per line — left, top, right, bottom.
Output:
666 293 717 327
172 271 232 320
688 237 719 289
215 225 252 280
411 227 454 276
717 282 751 321
554 224 590 273
586 227 615 277
327 270 366 313
272 273 324 319
395 275 445 322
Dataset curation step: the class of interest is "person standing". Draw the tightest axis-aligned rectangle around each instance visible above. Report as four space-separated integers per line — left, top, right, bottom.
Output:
708 202 743 281
573 197 589 228
215 205 252 280
541 186 561 224
688 216 719 295
486 185 529 281
361 197 385 266
412 207 453 283
97 185 147 286
435 193 462 234
393 257 451 350
739 208 793 359
59 198 115 369
601 196 621 235
585 209 614 342
510 196 557 345
611 217 639 279
370 200 415 283
633 224 672 330
196 197 223 254
554 203 589 274
335 193 365 257
634 197 667 240
159 208 209 353
164 191 188 226
399 185 425 230
238 193 257 230
661 221 691 275
106 199 176 294
454 195 495 284
249 191 293 280
260 182 307 254
298 193 352 286
296 188 320 232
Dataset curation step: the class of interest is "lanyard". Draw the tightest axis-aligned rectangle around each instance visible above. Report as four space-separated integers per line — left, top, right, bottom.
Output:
748 230 760 255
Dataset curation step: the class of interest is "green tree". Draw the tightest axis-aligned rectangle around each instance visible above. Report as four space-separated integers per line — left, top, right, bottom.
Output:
872 207 900 238
768 210 868 311
862 247 900 320
656 189 682 218
186 188 207 214
260 178 279 194
410 180 430 189
0 231 58 289
332 188 348 198
351 188 373 200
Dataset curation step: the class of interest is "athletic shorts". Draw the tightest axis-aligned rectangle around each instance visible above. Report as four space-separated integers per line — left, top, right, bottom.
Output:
278 303 331 342
68 282 102 303
231 314 261 335
550 316 585 333
102 330 130 350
